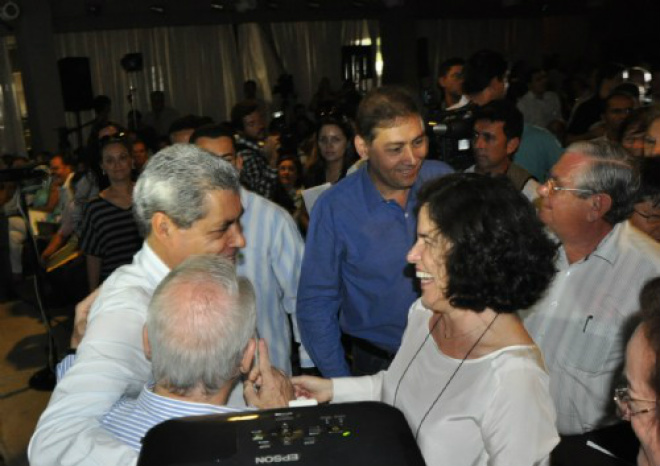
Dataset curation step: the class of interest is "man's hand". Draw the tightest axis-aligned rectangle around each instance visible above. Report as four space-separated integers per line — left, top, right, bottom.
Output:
70 287 100 349
243 339 294 408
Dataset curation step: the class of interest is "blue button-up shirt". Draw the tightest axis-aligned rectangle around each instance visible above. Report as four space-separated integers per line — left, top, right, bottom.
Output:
297 161 453 377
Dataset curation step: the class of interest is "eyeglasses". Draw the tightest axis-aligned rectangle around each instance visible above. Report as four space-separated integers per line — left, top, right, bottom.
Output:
542 177 595 197
613 386 657 419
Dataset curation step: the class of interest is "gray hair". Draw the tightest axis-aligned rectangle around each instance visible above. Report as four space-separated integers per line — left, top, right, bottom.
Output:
568 139 640 225
133 144 240 236
146 255 257 396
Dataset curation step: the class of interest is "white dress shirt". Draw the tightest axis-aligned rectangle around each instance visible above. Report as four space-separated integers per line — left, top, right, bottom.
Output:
29 243 245 466
238 189 311 372
522 221 660 435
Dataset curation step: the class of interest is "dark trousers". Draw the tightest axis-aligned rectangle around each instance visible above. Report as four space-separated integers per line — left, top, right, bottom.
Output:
551 422 638 466
349 336 395 376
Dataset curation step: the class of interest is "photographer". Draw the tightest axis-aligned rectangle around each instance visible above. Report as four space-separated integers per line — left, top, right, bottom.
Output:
429 50 562 181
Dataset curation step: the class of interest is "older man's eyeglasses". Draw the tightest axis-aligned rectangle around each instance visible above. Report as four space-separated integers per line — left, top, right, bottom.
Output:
542 177 595 197
614 386 658 419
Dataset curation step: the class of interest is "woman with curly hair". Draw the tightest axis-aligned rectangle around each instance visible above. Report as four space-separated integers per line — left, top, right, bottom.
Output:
293 173 559 466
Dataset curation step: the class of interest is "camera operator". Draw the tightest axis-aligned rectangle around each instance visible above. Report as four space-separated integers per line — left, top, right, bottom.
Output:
428 50 562 181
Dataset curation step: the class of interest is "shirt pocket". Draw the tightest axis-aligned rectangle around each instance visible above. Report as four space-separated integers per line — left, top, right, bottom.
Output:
560 294 623 375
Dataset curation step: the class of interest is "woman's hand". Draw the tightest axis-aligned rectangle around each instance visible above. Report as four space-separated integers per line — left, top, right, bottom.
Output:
291 375 333 403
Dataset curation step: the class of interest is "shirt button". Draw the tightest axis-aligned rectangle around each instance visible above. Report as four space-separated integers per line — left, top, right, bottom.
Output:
404 213 409 218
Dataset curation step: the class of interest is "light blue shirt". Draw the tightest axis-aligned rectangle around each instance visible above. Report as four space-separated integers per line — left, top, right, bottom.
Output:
238 189 311 373
515 124 563 183
102 383 244 451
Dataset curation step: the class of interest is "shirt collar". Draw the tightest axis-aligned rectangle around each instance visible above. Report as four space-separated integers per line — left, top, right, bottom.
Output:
137 242 171 290
359 161 425 213
137 383 239 423
560 222 622 267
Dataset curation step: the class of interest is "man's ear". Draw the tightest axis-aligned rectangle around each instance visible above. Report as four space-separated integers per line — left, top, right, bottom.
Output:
143 326 152 361
587 193 613 222
354 135 370 160
151 211 174 243
506 137 521 156
239 338 257 375
235 154 244 172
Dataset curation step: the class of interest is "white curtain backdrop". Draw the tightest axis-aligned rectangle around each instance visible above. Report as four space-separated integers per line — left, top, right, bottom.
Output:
267 20 378 107
0 37 26 155
54 25 242 136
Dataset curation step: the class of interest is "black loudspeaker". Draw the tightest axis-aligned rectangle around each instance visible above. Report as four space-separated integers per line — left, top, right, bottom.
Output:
58 57 94 112
138 402 426 466
416 37 430 78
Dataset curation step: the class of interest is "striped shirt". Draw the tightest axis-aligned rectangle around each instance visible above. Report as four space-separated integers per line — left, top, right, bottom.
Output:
101 383 245 451
80 197 142 282
521 221 660 435
238 189 312 373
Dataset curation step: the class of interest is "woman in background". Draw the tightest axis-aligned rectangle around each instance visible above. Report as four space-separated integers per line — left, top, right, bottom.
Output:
80 136 141 291
303 116 356 188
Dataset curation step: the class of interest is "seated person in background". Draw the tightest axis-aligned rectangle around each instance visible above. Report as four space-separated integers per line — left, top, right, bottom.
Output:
643 112 660 157
130 138 151 173
594 90 636 143
80 136 142 291
618 107 650 158
272 152 307 235
29 144 249 466
464 99 540 203
566 62 624 144
630 157 660 243
294 174 559 466
60 255 293 452
620 277 660 466
516 67 564 133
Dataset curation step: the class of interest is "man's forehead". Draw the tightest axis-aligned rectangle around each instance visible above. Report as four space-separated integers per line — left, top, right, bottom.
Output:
197 136 235 154
554 151 591 177
203 189 242 216
371 115 424 142
475 119 505 132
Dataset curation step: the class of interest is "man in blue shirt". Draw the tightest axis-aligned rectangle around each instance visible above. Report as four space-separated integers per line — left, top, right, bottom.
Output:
297 86 453 377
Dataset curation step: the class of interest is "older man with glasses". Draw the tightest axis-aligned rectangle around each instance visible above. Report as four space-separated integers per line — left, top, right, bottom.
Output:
520 139 660 465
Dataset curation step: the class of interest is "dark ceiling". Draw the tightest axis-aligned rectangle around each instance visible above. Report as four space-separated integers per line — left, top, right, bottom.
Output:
46 0 658 32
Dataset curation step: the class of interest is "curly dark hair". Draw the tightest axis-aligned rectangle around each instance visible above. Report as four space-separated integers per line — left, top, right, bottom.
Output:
416 173 558 313
639 277 660 407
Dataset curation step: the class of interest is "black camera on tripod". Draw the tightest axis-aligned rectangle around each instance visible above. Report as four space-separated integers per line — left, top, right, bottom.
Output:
427 103 476 171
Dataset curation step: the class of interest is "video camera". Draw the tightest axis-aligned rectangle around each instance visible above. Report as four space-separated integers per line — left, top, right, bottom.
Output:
427 103 476 171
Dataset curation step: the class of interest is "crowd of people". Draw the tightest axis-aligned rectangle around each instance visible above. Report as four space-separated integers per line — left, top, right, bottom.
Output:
0 46 656 466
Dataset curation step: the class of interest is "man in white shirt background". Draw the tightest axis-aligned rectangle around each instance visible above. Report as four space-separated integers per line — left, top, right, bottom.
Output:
522 139 660 465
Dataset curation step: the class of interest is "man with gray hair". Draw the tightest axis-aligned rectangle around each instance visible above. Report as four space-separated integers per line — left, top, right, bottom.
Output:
100 255 292 451
521 139 660 464
29 145 267 466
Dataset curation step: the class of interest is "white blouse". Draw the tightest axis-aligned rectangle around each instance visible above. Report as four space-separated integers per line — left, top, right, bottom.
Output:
333 299 559 466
